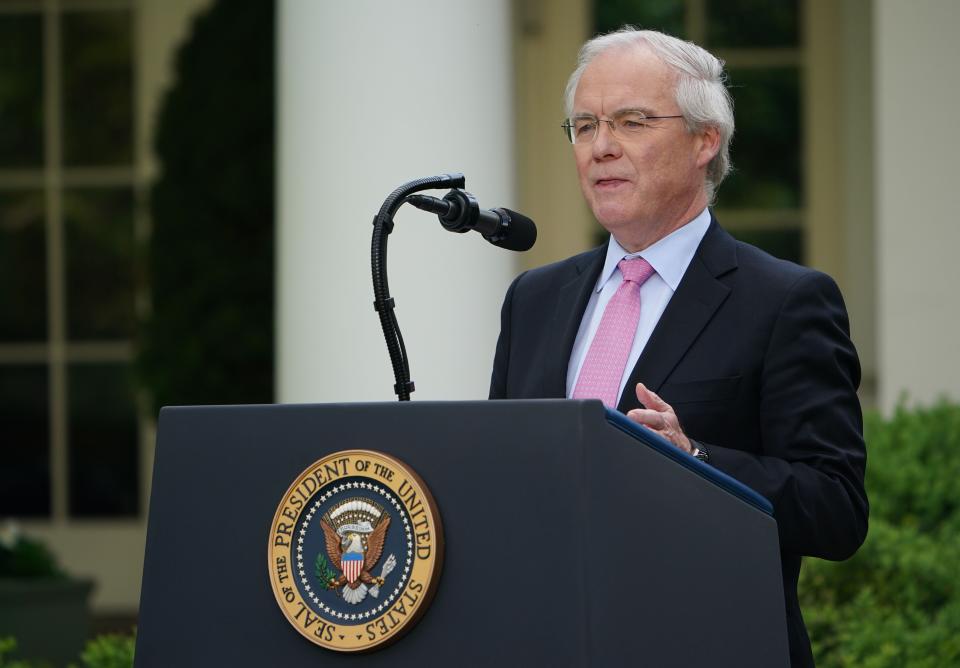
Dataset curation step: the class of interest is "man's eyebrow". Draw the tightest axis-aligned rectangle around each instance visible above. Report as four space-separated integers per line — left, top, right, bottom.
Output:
572 106 657 118
613 106 656 116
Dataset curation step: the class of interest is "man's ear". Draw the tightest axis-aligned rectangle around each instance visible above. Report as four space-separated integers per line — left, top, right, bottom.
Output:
695 125 721 169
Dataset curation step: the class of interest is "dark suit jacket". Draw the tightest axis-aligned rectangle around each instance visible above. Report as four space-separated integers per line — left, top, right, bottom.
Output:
489 216 868 667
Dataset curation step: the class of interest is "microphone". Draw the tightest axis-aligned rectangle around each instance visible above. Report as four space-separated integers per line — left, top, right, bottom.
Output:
406 189 537 252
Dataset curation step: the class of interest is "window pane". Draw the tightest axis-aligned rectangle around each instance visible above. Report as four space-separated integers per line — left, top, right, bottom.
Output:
0 365 50 517
0 14 44 167
596 0 685 37
707 0 799 48
729 228 803 265
68 362 138 517
64 188 135 340
62 9 133 166
716 67 802 209
0 190 46 341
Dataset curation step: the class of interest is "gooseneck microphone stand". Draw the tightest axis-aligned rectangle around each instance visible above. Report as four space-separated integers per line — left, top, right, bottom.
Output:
371 173 465 401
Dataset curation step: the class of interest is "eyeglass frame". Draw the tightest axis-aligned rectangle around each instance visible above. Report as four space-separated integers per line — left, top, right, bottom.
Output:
561 110 685 145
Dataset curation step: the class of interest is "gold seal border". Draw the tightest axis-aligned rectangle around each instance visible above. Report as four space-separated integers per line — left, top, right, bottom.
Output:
267 449 444 653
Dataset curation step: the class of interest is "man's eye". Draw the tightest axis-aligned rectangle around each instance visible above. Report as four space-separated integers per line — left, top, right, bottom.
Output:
575 121 597 136
619 115 648 130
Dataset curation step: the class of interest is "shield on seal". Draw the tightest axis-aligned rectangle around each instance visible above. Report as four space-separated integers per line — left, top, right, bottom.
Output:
341 553 364 584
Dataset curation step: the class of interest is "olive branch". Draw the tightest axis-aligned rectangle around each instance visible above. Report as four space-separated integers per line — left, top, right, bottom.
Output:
314 552 337 587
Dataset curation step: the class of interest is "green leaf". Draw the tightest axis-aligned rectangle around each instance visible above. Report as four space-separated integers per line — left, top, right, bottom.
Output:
314 553 336 585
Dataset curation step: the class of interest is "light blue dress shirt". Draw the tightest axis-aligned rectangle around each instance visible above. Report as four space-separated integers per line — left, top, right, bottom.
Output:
566 208 712 401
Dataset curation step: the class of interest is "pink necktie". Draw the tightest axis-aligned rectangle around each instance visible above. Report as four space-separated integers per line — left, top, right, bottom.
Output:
573 257 655 408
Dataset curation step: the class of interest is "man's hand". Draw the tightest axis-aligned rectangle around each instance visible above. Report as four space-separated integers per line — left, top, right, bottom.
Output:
626 383 694 455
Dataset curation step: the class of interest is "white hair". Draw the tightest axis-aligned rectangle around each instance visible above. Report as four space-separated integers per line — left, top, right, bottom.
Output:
564 27 734 199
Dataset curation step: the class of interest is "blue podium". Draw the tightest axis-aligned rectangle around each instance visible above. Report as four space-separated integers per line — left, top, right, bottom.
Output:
135 399 788 666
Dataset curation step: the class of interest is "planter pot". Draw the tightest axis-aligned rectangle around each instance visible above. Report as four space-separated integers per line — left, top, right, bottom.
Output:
0 577 94 667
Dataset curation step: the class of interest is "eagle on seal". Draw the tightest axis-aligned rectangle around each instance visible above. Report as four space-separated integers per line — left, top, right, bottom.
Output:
321 514 390 590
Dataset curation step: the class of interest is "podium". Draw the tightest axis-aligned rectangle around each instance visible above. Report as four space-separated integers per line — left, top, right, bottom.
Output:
135 400 788 666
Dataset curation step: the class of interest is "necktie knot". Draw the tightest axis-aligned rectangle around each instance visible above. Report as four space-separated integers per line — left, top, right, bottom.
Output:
618 257 655 286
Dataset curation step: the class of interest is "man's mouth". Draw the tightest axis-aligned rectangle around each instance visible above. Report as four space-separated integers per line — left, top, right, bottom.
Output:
594 178 629 189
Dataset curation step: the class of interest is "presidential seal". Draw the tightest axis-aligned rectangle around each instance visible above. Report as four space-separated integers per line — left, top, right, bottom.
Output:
268 450 443 652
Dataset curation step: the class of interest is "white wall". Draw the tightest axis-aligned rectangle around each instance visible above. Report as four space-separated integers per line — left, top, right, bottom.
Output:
277 0 519 403
840 0 876 401
874 0 960 411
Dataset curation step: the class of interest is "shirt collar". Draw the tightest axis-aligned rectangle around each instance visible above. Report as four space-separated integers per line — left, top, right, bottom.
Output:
596 207 712 293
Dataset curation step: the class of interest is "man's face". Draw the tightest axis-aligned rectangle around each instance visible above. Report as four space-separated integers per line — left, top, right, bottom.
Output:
572 45 715 249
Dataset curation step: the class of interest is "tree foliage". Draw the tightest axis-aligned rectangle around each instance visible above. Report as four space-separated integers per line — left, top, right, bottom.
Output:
800 402 960 667
137 0 274 413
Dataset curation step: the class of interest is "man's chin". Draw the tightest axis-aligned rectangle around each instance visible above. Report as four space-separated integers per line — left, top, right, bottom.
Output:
594 211 638 235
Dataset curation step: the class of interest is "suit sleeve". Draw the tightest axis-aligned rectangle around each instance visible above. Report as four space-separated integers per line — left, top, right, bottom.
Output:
489 271 525 400
701 271 868 561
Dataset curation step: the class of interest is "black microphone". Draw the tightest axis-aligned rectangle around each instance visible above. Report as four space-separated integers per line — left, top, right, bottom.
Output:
406 189 537 252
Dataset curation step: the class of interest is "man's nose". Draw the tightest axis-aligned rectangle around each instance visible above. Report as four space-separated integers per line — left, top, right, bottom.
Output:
592 120 622 159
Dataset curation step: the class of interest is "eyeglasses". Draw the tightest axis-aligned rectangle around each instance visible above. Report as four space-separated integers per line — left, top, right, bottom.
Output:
561 110 684 144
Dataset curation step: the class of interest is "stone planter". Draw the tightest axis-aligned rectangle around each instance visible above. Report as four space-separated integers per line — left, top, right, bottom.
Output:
0 577 94 666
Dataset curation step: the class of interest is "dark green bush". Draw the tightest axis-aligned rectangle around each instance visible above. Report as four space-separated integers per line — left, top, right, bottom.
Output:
0 638 32 668
800 402 960 667
136 0 274 414
0 535 64 578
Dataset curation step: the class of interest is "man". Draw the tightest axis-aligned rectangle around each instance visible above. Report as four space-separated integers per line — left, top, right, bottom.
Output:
489 28 867 667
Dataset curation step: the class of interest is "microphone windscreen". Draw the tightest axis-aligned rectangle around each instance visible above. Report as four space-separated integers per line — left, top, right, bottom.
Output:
493 209 537 251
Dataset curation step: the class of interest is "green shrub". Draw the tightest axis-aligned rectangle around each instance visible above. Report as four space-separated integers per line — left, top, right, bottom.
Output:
0 632 135 668
800 402 960 667
0 530 65 579
76 631 135 668
0 637 34 668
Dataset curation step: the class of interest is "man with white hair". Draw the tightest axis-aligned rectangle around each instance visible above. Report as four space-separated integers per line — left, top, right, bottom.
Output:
490 28 867 667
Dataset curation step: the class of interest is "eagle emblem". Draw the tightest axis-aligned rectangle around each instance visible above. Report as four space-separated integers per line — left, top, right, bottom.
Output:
320 497 396 605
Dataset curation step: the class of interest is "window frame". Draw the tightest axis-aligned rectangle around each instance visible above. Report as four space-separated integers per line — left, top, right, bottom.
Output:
0 0 146 523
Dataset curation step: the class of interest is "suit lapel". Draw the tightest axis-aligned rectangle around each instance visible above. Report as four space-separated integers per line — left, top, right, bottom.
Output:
542 247 605 398
617 219 738 411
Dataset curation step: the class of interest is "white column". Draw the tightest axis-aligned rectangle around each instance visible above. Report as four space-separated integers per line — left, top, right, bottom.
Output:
277 1 518 402
874 0 960 411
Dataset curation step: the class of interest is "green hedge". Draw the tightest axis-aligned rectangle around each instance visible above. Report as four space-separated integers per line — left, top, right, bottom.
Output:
800 402 960 667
